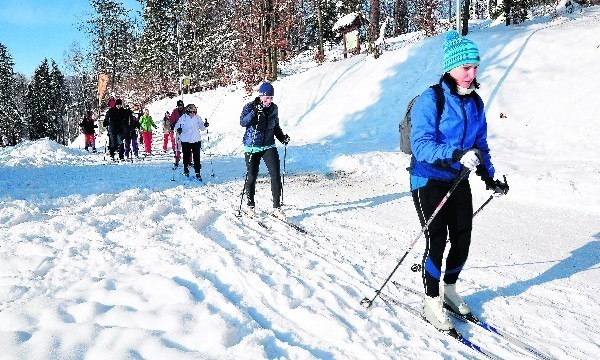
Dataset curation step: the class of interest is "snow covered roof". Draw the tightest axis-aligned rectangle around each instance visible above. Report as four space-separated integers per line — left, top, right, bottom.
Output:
333 12 363 32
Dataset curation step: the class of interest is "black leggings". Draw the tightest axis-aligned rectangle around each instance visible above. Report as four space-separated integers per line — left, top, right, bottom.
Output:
181 141 201 174
245 147 282 208
412 181 473 298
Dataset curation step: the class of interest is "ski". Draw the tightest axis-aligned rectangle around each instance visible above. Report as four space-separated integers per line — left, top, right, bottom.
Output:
267 214 308 234
171 168 205 184
378 291 502 359
235 209 270 231
392 281 555 360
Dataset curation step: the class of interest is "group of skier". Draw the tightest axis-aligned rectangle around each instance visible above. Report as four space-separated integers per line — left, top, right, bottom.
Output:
82 99 160 161
84 30 512 333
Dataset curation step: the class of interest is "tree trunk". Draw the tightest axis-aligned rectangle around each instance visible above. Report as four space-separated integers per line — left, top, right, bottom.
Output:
504 0 512 25
462 0 470 35
369 0 380 43
315 0 324 59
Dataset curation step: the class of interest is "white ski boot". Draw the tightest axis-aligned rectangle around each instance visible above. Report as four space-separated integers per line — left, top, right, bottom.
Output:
243 205 256 218
442 283 472 315
423 295 454 331
272 207 287 220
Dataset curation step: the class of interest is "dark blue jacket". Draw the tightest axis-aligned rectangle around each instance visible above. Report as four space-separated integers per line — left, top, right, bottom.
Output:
410 80 495 182
240 98 285 148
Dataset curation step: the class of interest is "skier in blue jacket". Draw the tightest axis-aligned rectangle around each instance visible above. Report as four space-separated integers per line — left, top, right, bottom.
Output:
410 30 509 332
240 82 290 219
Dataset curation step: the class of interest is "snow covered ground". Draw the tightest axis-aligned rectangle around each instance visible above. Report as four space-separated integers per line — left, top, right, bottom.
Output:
1 6 599 359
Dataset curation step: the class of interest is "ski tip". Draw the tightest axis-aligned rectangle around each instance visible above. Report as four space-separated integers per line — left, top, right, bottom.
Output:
441 328 463 340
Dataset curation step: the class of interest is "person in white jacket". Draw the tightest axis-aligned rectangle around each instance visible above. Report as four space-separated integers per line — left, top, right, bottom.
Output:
174 104 209 179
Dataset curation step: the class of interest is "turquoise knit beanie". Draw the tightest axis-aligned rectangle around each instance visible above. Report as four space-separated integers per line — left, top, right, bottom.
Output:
443 30 480 73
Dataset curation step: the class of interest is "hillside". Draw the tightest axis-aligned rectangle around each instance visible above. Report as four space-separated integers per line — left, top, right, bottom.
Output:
1 7 599 359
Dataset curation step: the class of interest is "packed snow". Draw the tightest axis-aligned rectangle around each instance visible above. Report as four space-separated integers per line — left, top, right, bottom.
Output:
1 7 599 360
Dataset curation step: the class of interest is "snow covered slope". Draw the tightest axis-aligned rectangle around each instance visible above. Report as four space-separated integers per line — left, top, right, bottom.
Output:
1 7 599 360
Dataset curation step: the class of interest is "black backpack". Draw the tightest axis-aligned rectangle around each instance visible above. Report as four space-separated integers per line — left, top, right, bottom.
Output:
399 84 445 155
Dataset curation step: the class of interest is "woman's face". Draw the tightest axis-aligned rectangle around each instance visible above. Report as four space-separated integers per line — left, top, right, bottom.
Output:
449 64 478 88
260 96 273 107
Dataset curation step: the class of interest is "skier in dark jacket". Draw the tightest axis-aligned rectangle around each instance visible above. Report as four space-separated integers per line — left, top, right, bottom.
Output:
103 98 128 161
240 82 290 220
409 30 509 332
123 105 140 158
79 110 97 152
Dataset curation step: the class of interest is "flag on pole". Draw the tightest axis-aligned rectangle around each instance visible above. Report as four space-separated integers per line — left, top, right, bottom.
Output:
98 73 110 107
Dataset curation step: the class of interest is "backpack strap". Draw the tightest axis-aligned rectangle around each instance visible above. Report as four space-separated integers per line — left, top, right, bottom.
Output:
430 83 445 122
471 90 484 115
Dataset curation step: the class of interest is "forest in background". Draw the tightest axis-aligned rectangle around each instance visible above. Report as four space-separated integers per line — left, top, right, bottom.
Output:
0 0 589 146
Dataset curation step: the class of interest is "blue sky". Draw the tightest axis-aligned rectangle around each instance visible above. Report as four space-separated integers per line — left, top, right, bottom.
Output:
0 0 141 77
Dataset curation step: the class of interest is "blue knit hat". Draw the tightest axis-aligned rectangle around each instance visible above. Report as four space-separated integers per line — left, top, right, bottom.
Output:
258 82 274 97
443 30 480 73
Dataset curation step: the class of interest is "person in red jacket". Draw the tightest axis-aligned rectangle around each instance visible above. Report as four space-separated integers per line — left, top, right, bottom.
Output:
162 111 175 152
79 110 97 152
169 100 185 128
169 99 187 167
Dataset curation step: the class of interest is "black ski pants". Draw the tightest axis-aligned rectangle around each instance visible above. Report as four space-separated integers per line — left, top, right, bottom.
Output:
181 141 201 174
244 147 282 208
108 131 124 159
412 180 473 298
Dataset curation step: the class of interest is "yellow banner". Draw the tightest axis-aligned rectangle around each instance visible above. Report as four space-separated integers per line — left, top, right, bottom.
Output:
98 73 110 106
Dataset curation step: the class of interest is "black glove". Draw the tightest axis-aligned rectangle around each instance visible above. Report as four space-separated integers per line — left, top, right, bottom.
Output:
485 177 509 196
282 134 290 145
176 127 183 134
253 97 263 114
204 119 209 127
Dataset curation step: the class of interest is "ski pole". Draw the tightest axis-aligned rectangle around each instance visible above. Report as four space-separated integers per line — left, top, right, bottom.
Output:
207 96 224 120
472 175 508 217
281 144 287 205
472 195 493 218
172 129 180 181
205 122 215 177
237 129 257 216
410 174 509 273
361 167 471 309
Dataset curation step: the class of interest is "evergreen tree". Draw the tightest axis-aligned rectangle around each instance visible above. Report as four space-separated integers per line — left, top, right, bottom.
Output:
26 60 53 140
64 41 97 130
11 74 27 145
303 0 339 60
135 0 178 95
0 43 19 146
82 0 139 95
181 0 237 89
49 61 69 145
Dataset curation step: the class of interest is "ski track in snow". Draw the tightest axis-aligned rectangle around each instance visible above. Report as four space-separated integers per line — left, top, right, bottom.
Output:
2 7 600 358
1 153 598 359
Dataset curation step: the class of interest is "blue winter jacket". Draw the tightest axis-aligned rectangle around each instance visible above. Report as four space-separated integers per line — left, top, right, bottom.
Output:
240 98 285 149
409 80 494 189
